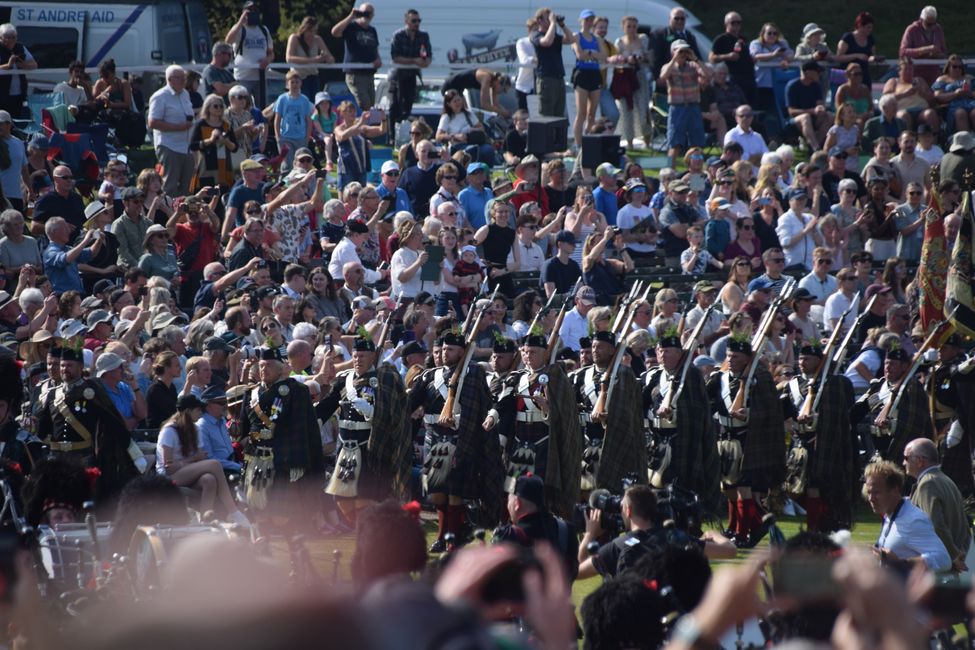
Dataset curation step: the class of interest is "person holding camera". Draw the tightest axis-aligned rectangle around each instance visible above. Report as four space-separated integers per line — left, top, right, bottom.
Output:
225 1 274 102
659 40 710 169
332 3 382 111
0 24 37 119
493 474 579 580
530 8 577 118
166 192 221 306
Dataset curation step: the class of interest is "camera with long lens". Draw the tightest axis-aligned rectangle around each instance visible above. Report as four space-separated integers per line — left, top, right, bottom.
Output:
653 484 703 538
572 475 641 535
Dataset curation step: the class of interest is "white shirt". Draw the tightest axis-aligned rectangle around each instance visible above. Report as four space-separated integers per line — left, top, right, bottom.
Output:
233 23 272 81
515 36 537 93
507 239 545 272
724 126 768 165
53 81 89 107
617 203 656 254
391 246 425 298
559 307 589 352
329 237 381 285
877 498 951 572
776 210 818 271
915 144 945 167
148 85 194 153
823 291 857 333
684 304 725 342
798 272 838 303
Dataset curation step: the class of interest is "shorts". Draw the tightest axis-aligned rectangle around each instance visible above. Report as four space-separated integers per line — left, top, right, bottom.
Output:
666 103 705 149
572 67 602 92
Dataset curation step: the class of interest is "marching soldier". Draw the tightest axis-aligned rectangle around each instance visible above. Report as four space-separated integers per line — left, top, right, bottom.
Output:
569 331 645 494
319 336 412 521
485 336 517 400
642 329 720 513
488 332 582 518
706 335 786 548
409 331 503 551
36 348 138 505
851 344 931 465
31 347 62 423
928 334 975 499
0 356 43 473
780 343 856 532
238 347 324 523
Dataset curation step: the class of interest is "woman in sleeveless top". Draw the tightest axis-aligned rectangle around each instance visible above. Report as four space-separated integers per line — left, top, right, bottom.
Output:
834 63 873 128
835 12 879 89
565 185 606 266
334 100 385 188
92 58 132 114
882 58 939 133
571 11 606 150
286 16 335 102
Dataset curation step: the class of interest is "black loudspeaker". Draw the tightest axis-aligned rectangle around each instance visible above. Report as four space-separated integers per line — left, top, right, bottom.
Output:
526 117 568 155
581 134 622 170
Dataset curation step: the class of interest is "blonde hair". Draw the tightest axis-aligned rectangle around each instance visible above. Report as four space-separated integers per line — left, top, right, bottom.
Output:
862 459 904 497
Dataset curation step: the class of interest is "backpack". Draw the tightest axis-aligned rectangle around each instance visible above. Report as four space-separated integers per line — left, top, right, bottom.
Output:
615 528 668 577
233 25 273 58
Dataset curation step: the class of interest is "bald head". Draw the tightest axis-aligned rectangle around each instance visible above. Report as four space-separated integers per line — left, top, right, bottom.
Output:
908 438 939 463
204 262 226 281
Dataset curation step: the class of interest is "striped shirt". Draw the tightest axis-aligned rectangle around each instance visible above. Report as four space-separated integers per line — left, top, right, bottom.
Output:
667 63 702 105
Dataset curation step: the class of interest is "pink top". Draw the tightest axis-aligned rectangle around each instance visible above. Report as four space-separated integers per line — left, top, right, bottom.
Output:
899 20 947 85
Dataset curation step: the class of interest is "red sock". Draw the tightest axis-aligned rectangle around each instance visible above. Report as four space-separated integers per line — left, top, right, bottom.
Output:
744 498 760 535
435 503 447 540
727 499 738 533
446 504 466 538
735 499 748 537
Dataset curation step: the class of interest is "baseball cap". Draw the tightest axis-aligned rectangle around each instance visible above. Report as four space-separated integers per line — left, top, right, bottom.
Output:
693 355 717 369
203 336 234 353
669 180 691 193
576 285 596 305
28 133 50 150
694 280 717 294
176 394 206 411
314 91 332 106
256 285 281 300
624 178 648 193
401 341 427 358
786 187 809 202
579 9 595 20
791 288 815 302
85 309 113 328
381 160 400 175
865 283 892 300
352 296 376 310
466 162 489 175
670 39 692 53
121 186 145 201
249 153 270 163
94 352 125 377
595 162 620 177
93 279 116 295
706 155 723 168
294 147 313 161
200 385 228 403
556 230 577 245
747 277 775 293
709 197 732 212
240 159 263 171
828 146 848 159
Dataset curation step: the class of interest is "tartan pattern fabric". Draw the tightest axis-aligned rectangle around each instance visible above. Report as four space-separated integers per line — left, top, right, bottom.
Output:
367 365 413 500
594 366 647 492
808 374 857 528
888 379 932 464
740 367 787 486
452 364 505 518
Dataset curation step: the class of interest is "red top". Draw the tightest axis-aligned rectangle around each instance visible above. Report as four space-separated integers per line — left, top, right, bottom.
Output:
173 221 218 275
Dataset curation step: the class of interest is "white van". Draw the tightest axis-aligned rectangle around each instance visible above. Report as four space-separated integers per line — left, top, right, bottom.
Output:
0 0 211 76
370 0 712 80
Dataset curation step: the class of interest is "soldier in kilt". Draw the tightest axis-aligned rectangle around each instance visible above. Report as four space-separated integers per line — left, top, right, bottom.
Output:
642 331 721 515
238 347 324 524
408 331 504 552
927 334 975 499
319 336 412 522
490 333 582 518
569 331 646 495
485 336 517 402
706 336 786 548
851 346 931 465
780 343 856 532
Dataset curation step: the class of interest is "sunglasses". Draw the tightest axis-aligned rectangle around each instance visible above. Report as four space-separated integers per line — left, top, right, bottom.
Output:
54 174 74 180
443 175 458 180
718 180 733 185
817 259 832 264
443 211 457 216
770 258 785 263
410 18 421 24
735 261 751 266
348 192 360 198
908 191 922 196
729 19 742 25
841 276 855 281
246 209 262 215
384 170 400 177
739 224 753 230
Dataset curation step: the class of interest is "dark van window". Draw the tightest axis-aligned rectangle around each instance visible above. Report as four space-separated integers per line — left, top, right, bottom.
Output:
18 27 79 69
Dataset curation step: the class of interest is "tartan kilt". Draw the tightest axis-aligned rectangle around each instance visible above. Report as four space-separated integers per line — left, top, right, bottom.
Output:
808 374 857 526
594 367 647 491
451 364 505 514
741 367 787 486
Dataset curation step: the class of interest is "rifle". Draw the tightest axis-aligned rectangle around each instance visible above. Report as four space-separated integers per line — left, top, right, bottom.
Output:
675 300 693 338
373 292 402 368
875 308 957 430
800 295 860 419
830 293 873 373
729 277 797 419
438 299 494 426
662 299 718 415
527 289 559 337
592 284 651 421
546 277 583 365
611 281 643 334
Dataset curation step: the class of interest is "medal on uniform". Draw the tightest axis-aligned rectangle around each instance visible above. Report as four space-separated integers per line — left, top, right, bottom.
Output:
74 402 81 413
83 388 95 400
369 377 379 388
538 374 549 385
278 384 290 397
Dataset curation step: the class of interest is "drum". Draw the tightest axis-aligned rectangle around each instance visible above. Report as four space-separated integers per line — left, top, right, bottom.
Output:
127 524 246 596
36 523 113 595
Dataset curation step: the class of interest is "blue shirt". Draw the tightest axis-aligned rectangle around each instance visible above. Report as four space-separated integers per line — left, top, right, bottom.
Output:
458 185 494 229
102 380 135 419
227 184 265 225
197 412 241 471
593 186 619 226
376 184 414 216
43 242 91 294
0 135 26 200
273 92 314 141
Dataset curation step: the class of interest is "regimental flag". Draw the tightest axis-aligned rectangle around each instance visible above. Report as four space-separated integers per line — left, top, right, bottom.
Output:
918 187 950 332
946 190 975 338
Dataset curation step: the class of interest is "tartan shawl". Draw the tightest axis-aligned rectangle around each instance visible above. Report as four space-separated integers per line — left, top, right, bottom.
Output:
264 378 325 474
884 378 932 463
674 369 722 516
809 374 857 525
367 365 413 500
87 380 139 503
929 364 975 495
595 366 647 492
452 363 506 518
741 366 787 485
538 363 583 519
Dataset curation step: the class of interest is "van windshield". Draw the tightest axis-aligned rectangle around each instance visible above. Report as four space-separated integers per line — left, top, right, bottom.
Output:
18 27 79 69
